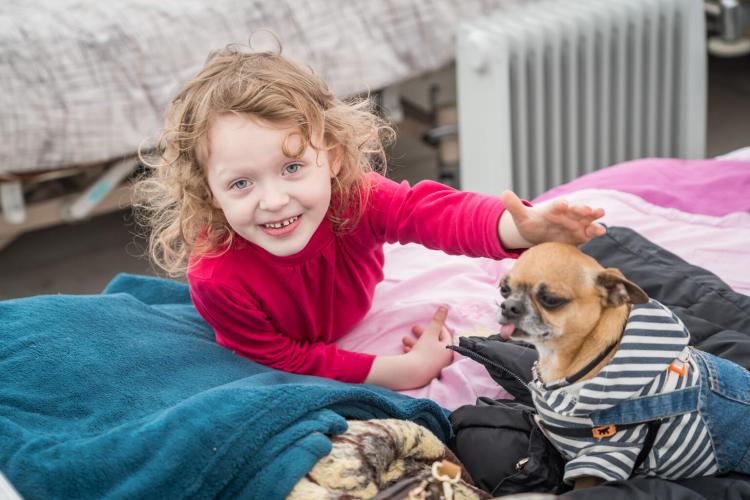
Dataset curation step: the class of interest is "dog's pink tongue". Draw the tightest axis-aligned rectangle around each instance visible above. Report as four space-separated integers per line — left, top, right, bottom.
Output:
500 323 516 339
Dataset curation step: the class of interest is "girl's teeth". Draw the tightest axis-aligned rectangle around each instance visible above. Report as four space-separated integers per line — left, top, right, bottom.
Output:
264 216 298 229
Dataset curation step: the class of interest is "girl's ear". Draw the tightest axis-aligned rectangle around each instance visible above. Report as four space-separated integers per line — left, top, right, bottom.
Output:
205 182 221 209
328 146 342 177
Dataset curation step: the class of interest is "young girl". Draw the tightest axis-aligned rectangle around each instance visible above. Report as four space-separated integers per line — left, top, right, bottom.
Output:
136 44 605 391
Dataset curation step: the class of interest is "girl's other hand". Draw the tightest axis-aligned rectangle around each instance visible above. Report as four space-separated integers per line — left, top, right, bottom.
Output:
402 306 454 375
364 306 454 390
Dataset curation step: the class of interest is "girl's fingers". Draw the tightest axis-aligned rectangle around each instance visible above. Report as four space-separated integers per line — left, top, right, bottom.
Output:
410 307 451 346
431 305 448 325
439 326 454 342
402 336 415 353
500 191 529 223
569 204 605 223
549 211 583 231
587 223 607 237
425 306 449 335
571 204 592 217
549 198 570 214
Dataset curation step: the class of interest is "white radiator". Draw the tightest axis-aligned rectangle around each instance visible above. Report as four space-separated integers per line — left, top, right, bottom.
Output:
457 0 707 199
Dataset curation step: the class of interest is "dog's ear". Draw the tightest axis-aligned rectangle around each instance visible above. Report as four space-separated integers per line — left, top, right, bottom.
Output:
597 268 649 307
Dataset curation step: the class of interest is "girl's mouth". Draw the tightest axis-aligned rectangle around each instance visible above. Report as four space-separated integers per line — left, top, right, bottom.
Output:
259 215 301 237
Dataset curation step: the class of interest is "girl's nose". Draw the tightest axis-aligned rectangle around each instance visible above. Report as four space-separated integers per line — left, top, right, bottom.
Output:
257 183 290 211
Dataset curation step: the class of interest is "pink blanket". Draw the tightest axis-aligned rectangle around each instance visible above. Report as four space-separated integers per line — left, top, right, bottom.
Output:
337 158 750 410
535 158 750 216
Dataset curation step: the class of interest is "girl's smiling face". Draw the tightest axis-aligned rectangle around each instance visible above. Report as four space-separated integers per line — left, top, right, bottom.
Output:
205 113 339 257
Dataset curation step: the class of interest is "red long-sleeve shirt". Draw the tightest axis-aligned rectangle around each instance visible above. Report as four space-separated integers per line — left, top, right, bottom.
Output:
188 173 521 382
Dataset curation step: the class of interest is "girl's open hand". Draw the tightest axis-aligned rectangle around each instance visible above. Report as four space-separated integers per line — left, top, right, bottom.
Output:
500 190 606 247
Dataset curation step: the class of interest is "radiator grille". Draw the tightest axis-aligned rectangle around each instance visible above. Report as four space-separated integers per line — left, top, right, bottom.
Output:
457 0 706 199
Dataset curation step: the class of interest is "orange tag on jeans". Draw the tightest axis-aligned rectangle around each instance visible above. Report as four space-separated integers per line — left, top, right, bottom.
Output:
669 362 687 377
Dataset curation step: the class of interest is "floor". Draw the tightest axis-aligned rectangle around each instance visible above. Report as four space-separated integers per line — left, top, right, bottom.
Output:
1 52 749 300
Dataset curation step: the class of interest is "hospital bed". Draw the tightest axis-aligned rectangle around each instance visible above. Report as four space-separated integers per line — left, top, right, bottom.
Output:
0 0 521 248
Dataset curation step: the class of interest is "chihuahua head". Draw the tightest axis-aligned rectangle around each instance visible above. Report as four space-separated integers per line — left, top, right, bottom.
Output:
497 242 648 356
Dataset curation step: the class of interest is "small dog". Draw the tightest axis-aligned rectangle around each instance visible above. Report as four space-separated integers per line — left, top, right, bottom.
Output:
497 242 750 489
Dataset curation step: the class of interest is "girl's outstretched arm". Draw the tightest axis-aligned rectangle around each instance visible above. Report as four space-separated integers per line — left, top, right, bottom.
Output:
364 306 453 390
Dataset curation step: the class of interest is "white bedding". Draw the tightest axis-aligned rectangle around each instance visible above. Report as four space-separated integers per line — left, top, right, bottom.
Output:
0 0 520 174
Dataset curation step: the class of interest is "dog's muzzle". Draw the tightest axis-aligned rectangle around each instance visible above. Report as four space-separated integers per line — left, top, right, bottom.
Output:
501 297 526 320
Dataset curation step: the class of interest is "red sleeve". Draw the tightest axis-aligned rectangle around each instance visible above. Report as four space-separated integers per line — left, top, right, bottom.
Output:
365 173 526 259
189 278 375 383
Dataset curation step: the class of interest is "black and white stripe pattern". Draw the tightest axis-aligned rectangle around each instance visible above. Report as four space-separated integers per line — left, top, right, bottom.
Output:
531 300 719 483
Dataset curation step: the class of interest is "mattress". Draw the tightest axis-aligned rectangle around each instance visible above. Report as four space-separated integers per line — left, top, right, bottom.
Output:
0 0 520 174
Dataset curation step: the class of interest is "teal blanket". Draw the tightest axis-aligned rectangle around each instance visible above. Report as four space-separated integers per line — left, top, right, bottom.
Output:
0 274 450 499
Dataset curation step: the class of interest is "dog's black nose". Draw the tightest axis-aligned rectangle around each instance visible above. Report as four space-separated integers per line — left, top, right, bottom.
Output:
501 298 525 319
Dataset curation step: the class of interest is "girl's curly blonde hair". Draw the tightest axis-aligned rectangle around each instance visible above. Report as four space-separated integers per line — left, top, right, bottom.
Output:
134 44 395 276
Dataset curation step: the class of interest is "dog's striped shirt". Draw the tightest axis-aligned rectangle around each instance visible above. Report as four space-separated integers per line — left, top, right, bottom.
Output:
530 299 719 483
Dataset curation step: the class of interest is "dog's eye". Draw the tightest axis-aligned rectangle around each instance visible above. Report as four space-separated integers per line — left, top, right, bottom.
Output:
537 293 568 310
499 284 511 298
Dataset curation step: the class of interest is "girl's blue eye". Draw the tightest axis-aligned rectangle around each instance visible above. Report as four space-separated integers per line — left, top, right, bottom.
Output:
283 163 301 175
231 179 249 190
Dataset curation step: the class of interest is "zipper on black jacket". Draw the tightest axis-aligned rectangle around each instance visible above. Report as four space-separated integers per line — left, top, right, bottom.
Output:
448 344 532 396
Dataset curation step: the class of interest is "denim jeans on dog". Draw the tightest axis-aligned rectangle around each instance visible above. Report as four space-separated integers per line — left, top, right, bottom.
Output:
694 350 750 473
591 348 750 476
